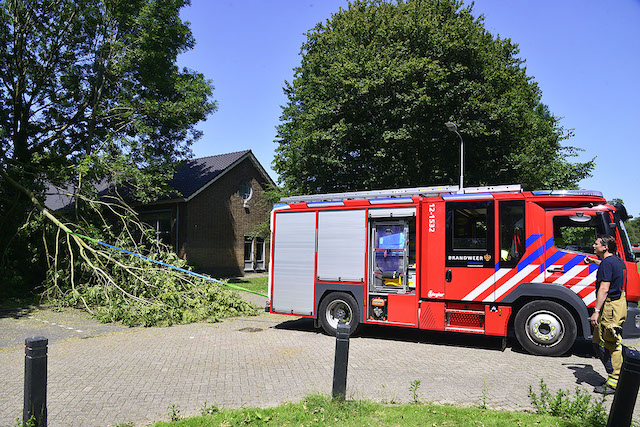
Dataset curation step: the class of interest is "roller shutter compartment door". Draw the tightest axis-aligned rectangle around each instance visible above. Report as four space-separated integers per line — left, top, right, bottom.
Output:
317 210 366 282
272 211 316 315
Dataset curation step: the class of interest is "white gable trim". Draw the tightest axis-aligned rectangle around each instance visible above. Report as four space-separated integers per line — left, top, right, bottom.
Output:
185 151 276 202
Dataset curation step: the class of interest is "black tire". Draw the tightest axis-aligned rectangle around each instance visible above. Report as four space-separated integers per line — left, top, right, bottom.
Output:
514 300 577 356
318 292 360 336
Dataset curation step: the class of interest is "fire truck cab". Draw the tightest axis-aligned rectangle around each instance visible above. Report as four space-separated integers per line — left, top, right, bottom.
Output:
267 184 640 356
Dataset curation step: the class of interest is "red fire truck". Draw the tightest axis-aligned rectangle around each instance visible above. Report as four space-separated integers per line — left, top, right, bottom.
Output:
267 184 640 356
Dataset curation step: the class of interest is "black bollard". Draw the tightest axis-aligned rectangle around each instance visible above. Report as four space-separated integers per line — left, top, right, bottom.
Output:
607 345 640 427
24 337 48 427
332 321 350 400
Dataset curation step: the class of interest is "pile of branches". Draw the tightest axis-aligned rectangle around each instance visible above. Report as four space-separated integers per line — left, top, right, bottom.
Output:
4 169 258 326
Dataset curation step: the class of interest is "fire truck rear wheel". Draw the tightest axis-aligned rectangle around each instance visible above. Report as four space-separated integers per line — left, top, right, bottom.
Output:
514 300 577 356
319 292 360 336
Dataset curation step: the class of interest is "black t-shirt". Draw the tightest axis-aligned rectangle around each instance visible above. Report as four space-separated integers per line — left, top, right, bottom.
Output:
596 255 626 298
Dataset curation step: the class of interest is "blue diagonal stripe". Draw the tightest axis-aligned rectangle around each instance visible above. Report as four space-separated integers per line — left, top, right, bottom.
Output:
562 254 586 273
526 234 543 247
589 263 599 274
517 244 545 272
544 250 567 269
545 237 555 251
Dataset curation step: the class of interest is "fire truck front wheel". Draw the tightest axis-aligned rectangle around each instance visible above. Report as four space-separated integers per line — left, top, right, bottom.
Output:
318 292 360 336
514 300 577 356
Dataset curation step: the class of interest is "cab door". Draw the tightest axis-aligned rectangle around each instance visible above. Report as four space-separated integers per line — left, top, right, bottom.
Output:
444 199 496 302
544 209 607 305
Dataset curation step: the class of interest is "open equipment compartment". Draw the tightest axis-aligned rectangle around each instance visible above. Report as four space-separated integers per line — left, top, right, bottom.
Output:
367 207 416 321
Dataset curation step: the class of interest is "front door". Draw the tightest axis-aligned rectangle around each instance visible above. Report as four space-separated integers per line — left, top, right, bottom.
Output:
544 209 608 306
444 200 496 302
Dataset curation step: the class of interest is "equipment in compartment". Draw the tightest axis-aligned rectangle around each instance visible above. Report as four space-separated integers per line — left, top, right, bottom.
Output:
370 219 414 294
369 296 387 321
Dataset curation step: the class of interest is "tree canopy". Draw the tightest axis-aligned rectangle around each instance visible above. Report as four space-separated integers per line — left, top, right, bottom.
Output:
274 0 594 195
0 0 240 321
0 0 215 196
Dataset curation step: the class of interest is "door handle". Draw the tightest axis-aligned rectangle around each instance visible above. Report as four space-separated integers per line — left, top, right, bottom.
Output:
446 269 452 282
547 268 565 274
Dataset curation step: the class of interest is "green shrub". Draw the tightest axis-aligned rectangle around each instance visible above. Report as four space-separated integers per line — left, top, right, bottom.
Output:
528 379 607 426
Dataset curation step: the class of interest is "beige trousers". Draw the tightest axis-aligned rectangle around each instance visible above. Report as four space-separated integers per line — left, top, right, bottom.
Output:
592 293 627 388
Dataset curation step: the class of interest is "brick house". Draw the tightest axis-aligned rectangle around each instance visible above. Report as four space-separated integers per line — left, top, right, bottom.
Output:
45 149 276 277
137 150 276 276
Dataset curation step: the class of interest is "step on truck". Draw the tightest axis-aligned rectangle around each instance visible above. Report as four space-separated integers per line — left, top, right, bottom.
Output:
267 184 640 356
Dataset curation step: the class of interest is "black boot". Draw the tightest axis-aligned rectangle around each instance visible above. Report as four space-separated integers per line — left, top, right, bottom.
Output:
593 343 613 374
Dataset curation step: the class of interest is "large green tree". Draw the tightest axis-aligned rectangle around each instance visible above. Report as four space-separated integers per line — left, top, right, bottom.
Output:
0 0 256 326
275 0 594 195
0 0 214 193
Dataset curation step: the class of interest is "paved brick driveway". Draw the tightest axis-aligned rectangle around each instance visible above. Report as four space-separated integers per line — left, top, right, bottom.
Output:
1 304 638 426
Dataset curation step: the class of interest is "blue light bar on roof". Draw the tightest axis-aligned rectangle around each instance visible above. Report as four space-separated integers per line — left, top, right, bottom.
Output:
532 190 603 197
442 192 493 201
272 203 290 211
307 201 345 207
369 197 413 204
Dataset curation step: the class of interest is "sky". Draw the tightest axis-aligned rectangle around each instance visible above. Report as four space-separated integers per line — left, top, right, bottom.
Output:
177 0 640 216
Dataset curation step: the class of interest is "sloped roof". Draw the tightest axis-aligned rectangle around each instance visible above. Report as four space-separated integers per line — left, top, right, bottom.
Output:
44 180 113 211
44 149 276 209
169 150 251 199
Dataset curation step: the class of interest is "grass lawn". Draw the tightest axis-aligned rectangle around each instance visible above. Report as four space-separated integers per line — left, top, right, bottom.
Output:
227 276 268 294
152 394 586 427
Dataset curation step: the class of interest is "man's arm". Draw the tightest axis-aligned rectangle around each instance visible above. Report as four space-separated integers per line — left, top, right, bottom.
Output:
584 257 601 266
590 281 610 327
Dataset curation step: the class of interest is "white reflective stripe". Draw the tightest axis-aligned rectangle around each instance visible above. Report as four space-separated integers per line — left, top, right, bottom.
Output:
553 264 588 285
583 291 596 306
461 268 510 301
530 271 545 283
570 270 597 294
486 264 538 302
570 283 589 295
576 270 597 286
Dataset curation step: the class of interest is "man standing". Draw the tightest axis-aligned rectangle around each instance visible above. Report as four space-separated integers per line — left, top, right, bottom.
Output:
585 235 627 395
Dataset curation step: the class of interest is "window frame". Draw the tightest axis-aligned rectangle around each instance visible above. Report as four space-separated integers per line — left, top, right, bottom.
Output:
139 209 174 247
244 235 254 271
239 181 253 202
498 200 526 269
255 237 266 271
552 212 608 255
445 200 495 268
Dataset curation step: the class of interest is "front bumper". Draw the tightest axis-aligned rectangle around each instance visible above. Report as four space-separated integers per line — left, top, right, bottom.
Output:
623 302 640 339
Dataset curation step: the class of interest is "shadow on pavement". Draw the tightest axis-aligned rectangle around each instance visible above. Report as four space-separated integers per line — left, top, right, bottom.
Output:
0 306 37 319
563 362 606 387
509 337 596 359
273 317 508 352
359 323 508 352
273 317 318 333
272 317 602 358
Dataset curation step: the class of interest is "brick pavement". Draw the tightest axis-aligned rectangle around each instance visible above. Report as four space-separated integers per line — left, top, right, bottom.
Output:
1 307 639 426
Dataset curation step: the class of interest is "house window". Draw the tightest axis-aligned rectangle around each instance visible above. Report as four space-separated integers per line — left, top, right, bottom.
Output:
255 237 265 271
140 210 173 246
244 236 254 271
239 181 253 207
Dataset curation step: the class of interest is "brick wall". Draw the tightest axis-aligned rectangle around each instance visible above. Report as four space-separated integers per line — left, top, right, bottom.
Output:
180 157 271 277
